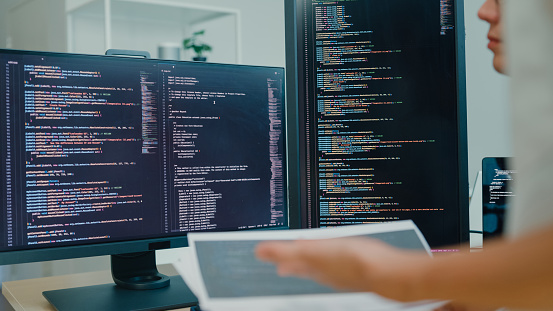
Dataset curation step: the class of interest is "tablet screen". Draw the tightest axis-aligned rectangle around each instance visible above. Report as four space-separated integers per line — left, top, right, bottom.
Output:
482 157 516 238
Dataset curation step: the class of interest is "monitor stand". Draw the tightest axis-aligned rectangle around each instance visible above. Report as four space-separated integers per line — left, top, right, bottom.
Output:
42 251 198 311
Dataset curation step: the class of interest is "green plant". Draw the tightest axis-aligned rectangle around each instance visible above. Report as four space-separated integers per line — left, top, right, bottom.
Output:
182 30 212 58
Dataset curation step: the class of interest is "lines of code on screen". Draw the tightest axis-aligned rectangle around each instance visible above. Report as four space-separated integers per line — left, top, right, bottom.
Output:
301 0 460 246
0 53 286 250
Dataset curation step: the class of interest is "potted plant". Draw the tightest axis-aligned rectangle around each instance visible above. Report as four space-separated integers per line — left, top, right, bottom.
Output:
183 30 212 62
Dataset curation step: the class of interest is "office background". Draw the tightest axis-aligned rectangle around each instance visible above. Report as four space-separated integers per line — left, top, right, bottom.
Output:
0 0 511 283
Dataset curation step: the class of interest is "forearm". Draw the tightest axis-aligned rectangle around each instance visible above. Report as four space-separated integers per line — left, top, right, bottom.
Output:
412 225 553 309
257 225 553 309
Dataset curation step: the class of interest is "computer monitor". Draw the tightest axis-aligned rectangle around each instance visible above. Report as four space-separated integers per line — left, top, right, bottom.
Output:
284 0 469 247
0 49 287 310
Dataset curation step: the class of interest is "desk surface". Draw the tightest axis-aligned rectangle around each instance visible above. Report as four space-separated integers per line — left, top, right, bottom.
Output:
1 265 190 311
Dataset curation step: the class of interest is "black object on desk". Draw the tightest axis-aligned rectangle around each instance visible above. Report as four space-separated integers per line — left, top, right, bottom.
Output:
43 275 197 311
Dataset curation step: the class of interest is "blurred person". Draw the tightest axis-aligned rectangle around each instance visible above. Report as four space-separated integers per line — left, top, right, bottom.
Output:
256 0 553 309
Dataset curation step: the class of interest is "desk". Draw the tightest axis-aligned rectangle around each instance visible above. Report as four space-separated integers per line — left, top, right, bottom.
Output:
1 265 190 311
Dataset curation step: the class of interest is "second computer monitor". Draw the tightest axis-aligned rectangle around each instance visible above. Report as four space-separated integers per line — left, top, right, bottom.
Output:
286 0 469 247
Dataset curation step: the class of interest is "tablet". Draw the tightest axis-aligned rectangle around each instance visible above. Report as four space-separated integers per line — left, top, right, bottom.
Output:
482 157 516 238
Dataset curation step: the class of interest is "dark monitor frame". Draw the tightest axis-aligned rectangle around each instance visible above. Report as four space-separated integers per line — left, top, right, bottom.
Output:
284 0 469 245
0 48 289 310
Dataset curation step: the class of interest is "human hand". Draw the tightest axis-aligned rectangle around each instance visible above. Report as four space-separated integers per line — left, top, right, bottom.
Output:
255 237 431 302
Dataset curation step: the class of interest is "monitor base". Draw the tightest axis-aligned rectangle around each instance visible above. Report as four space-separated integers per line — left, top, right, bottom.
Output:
42 275 198 311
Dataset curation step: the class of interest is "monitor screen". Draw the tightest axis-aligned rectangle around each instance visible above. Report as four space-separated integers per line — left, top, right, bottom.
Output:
482 157 516 239
0 49 287 282
285 0 468 247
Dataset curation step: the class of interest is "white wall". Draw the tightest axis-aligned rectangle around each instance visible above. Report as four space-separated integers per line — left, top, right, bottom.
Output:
0 0 23 49
464 0 513 188
6 0 67 52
